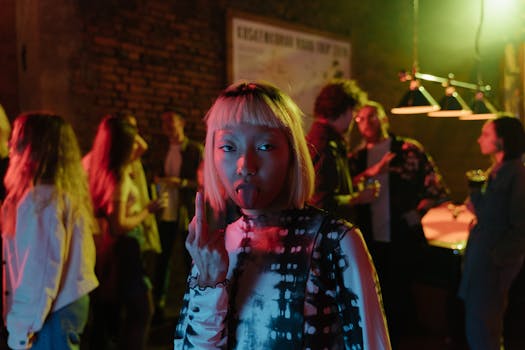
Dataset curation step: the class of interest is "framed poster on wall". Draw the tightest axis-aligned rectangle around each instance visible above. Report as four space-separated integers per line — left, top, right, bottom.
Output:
227 10 352 130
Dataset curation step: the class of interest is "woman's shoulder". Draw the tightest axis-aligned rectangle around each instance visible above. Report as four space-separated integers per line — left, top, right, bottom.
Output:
496 159 525 185
299 206 365 258
19 184 55 204
113 169 134 199
511 160 525 187
15 185 64 219
296 205 356 238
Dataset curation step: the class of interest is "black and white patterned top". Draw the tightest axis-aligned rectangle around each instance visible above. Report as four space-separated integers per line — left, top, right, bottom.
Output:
174 206 390 349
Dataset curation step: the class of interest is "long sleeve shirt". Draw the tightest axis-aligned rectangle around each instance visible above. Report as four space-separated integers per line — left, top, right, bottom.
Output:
348 134 449 244
174 206 390 349
459 159 525 300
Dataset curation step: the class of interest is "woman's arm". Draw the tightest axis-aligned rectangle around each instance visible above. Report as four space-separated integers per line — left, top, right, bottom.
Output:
336 226 392 350
174 267 229 349
174 192 229 349
108 176 164 234
109 198 150 234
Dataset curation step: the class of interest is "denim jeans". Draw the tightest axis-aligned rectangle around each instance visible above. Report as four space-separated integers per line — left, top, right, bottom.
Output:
32 295 89 350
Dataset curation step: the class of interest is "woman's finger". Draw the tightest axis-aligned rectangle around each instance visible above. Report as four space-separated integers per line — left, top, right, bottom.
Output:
194 191 207 244
187 216 197 246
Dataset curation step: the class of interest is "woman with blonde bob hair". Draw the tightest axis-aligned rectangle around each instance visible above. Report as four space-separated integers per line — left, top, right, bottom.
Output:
203 81 315 213
2 112 98 349
175 81 390 349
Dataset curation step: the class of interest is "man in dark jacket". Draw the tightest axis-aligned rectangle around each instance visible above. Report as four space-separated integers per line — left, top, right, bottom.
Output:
307 79 378 221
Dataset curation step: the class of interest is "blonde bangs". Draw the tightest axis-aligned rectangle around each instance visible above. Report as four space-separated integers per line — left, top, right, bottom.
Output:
205 93 287 133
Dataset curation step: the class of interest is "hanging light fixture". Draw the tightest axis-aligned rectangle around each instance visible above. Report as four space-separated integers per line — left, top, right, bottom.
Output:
460 0 500 121
391 0 440 115
460 90 498 120
392 0 502 119
391 79 440 114
428 84 472 118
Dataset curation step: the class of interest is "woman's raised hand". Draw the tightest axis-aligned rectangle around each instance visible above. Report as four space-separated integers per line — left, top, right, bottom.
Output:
186 192 229 288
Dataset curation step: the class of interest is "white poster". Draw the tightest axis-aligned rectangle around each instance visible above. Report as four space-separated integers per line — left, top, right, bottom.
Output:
229 14 351 130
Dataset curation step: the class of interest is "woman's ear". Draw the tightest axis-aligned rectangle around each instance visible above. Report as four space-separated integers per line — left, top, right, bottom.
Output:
494 139 503 151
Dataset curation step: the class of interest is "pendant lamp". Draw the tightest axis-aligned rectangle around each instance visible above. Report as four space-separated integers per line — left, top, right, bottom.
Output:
391 80 440 114
428 86 472 117
459 91 498 120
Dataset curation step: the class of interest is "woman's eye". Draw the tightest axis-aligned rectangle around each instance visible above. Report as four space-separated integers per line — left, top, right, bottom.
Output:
218 144 235 152
257 143 274 151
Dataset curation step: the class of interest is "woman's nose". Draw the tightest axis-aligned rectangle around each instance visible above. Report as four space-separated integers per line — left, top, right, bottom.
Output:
236 150 257 176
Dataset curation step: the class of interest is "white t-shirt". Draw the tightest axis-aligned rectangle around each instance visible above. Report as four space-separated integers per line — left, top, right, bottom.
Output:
367 138 391 242
159 143 182 221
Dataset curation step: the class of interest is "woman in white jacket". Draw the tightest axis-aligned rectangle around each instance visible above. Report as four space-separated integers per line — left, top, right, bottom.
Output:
1 112 98 350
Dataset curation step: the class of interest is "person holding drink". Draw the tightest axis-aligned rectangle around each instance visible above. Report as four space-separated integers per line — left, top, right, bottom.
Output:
459 116 525 350
348 101 449 347
152 110 203 323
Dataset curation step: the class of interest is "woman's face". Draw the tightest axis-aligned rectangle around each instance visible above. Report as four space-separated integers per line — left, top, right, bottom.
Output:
213 123 291 216
129 133 147 162
478 121 502 156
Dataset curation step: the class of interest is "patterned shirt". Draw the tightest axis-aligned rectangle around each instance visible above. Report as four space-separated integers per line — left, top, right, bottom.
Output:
174 206 390 349
348 134 449 244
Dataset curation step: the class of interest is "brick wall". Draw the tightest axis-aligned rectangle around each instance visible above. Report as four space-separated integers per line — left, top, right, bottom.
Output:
71 1 228 172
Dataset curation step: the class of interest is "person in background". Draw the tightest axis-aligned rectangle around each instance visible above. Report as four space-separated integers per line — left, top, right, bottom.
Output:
174 81 390 349
152 110 203 323
307 79 379 221
83 112 162 272
459 116 525 350
348 101 449 348
87 114 165 350
2 112 98 349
